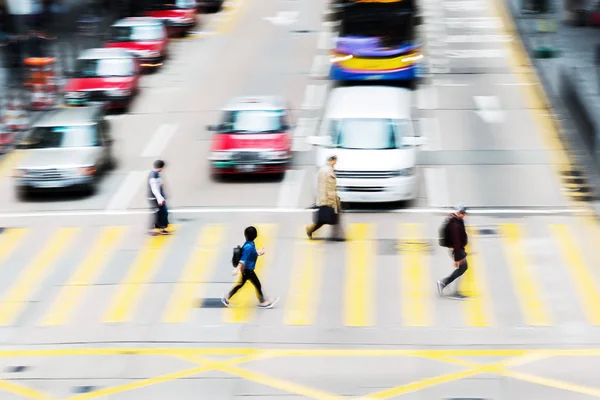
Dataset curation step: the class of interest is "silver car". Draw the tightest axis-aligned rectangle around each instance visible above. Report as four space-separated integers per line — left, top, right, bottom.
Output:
13 105 116 199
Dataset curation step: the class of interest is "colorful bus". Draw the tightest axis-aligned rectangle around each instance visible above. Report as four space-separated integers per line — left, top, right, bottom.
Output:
330 0 422 83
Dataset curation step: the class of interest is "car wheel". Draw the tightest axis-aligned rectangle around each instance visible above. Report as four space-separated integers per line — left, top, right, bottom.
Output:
85 183 97 197
16 188 29 201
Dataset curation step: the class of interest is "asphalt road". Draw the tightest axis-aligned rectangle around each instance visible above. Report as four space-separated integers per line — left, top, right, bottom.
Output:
0 0 598 399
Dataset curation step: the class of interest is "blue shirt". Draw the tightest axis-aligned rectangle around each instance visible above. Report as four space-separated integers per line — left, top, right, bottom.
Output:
239 241 258 271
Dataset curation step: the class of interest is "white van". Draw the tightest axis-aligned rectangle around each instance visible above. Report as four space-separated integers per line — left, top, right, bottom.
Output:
307 86 425 203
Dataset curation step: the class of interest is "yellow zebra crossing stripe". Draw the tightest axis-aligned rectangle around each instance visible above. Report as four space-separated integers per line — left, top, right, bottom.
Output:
162 224 226 323
551 224 600 325
499 223 551 326
345 223 375 327
400 223 431 326
40 226 127 326
0 228 28 266
0 227 79 326
459 226 492 327
224 224 277 323
103 227 178 323
283 231 324 326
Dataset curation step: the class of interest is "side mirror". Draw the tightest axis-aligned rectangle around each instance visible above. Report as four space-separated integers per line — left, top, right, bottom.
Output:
402 136 427 147
306 135 332 147
207 124 218 131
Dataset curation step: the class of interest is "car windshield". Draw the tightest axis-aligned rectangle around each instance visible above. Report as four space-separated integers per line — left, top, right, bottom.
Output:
26 125 99 149
109 25 163 42
146 0 196 9
331 118 405 149
220 110 285 133
340 4 415 45
75 58 134 78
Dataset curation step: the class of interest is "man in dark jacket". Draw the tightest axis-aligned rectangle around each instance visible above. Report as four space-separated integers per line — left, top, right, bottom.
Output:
437 205 469 299
148 159 169 236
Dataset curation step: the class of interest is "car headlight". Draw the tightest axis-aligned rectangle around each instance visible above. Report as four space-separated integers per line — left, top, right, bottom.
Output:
395 167 416 177
77 166 96 176
210 151 233 161
108 89 132 96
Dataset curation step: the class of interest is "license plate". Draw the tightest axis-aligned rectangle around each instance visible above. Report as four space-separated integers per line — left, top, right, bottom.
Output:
365 75 384 80
36 181 60 188
237 164 256 172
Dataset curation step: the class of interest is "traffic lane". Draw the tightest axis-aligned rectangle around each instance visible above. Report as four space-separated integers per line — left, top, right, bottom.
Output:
432 109 546 151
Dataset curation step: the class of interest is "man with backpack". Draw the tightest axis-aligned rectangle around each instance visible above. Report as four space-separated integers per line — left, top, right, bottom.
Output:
437 205 469 299
222 226 277 309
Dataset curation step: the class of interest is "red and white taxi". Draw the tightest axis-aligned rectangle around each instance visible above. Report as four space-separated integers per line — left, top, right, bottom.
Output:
64 48 140 110
105 17 168 70
208 96 294 176
143 0 198 37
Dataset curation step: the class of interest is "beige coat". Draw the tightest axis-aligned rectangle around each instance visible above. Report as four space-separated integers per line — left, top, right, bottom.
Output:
316 165 341 213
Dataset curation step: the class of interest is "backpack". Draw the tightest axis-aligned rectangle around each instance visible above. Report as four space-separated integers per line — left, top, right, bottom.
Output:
232 245 242 267
438 217 453 248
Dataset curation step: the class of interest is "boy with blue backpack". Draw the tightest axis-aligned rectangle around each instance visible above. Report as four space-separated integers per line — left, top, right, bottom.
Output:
221 226 277 309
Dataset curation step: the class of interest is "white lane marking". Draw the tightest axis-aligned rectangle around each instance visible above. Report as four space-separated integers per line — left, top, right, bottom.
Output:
142 124 178 158
301 84 327 110
444 34 513 43
104 115 124 121
310 55 330 78
105 171 147 211
497 82 538 86
432 80 469 86
424 167 451 208
443 1 486 11
277 169 306 208
420 117 442 150
474 95 504 123
444 17 503 29
317 30 332 50
264 11 298 25
0 207 585 219
446 49 509 58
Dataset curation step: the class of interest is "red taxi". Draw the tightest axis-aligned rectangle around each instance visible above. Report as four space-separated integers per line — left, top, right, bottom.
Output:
64 48 139 110
105 17 168 70
208 97 294 177
143 0 198 37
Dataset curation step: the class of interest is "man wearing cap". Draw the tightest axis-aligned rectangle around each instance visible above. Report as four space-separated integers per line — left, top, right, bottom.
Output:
437 205 469 299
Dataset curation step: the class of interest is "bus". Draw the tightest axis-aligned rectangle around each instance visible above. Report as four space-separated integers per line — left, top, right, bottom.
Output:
330 0 423 84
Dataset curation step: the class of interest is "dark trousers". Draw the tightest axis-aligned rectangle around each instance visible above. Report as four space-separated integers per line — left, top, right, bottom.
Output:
442 258 468 286
228 269 264 302
149 200 169 230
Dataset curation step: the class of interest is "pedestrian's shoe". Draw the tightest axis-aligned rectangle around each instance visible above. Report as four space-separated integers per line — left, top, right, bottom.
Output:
221 296 230 307
449 292 468 300
330 237 346 242
258 297 279 309
305 226 313 240
160 229 170 235
148 230 158 236
436 280 446 296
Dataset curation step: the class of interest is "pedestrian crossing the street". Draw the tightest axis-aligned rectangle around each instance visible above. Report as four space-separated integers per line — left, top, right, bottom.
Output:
0 215 599 331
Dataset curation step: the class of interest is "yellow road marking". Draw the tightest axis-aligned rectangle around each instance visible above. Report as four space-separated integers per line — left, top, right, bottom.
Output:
224 224 277 323
499 223 551 326
102 227 177 323
458 226 492 327
0 227 79 326
0 228 28 266
162 224 225 323
344 223 375 327
400 223 431 326
0 150 25 178
0 379 52 400
283 232 323 326
550 224 600 325
189 356 344 400
40 226 127 326
216 0 248 35
502 370 600 398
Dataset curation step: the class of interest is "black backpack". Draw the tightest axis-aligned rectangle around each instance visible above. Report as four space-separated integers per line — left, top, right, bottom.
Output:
232 245 242 267
438 217 453 247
